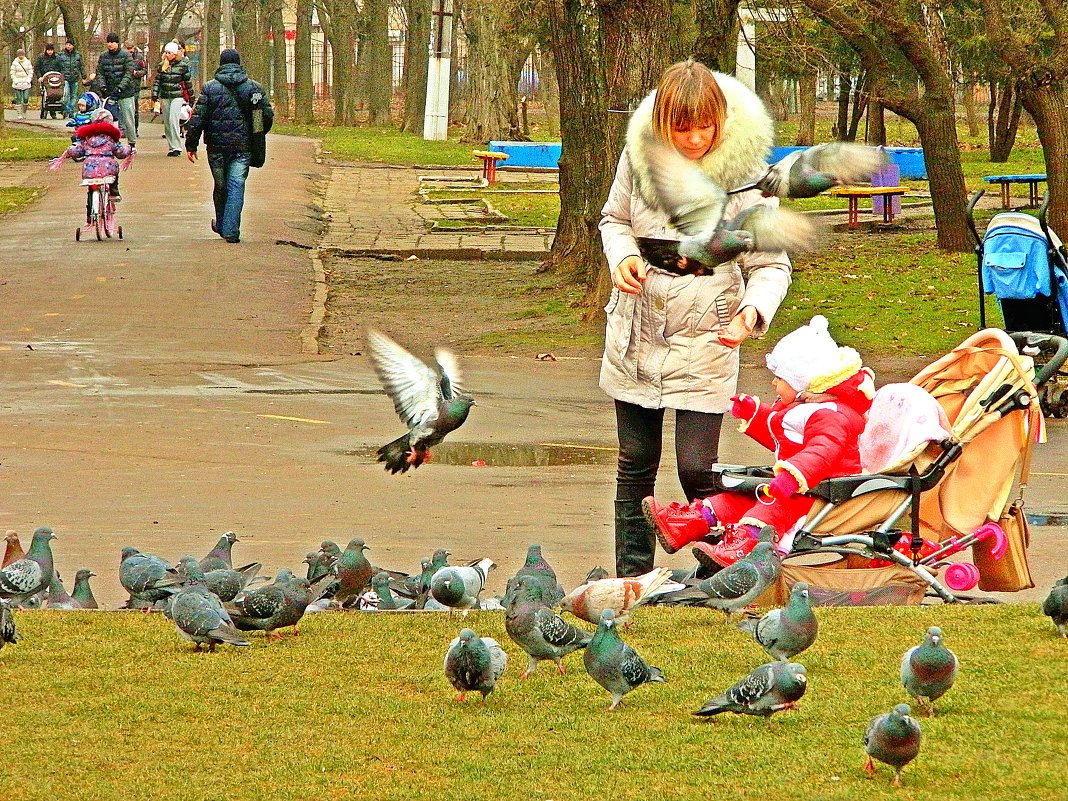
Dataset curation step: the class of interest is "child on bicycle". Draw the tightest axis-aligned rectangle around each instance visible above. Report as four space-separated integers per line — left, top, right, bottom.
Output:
50 108 134 208
642 315 876 571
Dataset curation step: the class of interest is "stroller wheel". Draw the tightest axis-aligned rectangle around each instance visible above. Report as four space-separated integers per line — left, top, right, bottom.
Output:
75 228 81 241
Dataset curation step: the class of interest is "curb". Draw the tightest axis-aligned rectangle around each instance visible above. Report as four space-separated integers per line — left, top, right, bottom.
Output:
301 141 329 355
318 246 549 262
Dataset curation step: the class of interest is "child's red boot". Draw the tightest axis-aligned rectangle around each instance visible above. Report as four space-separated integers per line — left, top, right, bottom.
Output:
642 497 716 554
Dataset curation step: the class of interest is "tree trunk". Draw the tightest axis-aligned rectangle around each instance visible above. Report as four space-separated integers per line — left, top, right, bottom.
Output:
913 100 971 251
834 71 850 139
846 72 866 140
691 0 740 73
961 79 980 137
270 4 290 115
796 71 816 146
55 0 94 50
294 0 315 123
203 0 222 82
400 0 431 132
320 0 359 124
866 99 886 146
539 47 560 138
363 0 392 125
987 79 1021 163
1021 80 1068 237
233 1 271 84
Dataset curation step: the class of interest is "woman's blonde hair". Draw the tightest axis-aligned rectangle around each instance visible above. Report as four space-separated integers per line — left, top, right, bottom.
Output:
651 60 728 150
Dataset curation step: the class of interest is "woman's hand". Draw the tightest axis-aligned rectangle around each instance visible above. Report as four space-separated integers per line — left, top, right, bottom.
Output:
717 305 758 348
611 255 647 295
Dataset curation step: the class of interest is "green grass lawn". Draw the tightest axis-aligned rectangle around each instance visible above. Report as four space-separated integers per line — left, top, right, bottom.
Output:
274 122 477 165
0 186 44 215
0 127 68 161
1 604 1063 800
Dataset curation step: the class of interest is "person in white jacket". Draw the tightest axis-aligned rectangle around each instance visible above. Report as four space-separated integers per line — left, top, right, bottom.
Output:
9 49 34 119
599 59 792 577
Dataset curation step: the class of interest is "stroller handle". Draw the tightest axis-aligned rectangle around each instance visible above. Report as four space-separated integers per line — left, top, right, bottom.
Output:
1010 331 1068 389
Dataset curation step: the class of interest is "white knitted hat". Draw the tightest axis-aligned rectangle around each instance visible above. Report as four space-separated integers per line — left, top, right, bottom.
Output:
164 42 180 55
767 315 861 393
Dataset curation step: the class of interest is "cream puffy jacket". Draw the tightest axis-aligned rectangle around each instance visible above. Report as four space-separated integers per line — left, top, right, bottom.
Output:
10 57 33 90
598 73 792 414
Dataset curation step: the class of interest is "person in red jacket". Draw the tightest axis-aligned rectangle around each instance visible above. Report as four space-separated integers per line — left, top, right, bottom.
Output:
642 315 875 571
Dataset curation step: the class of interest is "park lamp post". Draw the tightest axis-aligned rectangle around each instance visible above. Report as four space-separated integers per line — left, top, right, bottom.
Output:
423 0 453 141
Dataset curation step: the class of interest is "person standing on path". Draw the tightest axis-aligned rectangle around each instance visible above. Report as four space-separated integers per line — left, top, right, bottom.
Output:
95 32 137 147
185 48 273 244
57 39 85 117
153 42 191 156
598 59 792 577
9 49 33 119
126 43 147 130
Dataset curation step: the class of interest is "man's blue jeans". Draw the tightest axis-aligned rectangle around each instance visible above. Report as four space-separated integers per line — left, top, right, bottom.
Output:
64 80 79 116
207 151 251 241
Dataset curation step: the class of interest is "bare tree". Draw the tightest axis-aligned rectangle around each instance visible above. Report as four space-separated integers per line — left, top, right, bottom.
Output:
362 0 391 124
270 2 290 115
294 0 316 123
400 0 431 132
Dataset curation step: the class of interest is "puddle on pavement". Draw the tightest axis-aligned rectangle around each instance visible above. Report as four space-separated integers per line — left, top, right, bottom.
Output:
343 441 618 467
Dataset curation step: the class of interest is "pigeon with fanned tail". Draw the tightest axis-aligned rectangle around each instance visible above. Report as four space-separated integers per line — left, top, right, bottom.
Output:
199 532 239 572
736 141 888 199
176 556 261 603
694 661 807 718
367 329 475 474
3 530 24 569
430 558 495 612
71 569 99 609
169 560 250 651
560 567 682 627
444 628 508 701
1 598 17 649
653 539 781 615
738 581 818 661
1042 576 1068 637
583 609 664 711
44 572 79 610
506 576 592 678
119 547 184 609
864 703 922 787
901 626 958 716
0 528 58 605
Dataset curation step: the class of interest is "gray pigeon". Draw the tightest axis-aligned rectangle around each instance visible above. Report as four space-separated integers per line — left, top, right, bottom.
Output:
372 571 414 610
738 581 818 660
226 573 321 638
199 532 240 572
443 628 508 701
367 329 475 474
1 598 16 649
656 540 781 615
583 609 665 711
176 556 261 603
901 626 958 716
71 569 99 609
505 576 592 678
694 661 807 718
864 703 922 787
169 561 250 651
304 550 332 583
1042 576 1068 637
739 142 888 199
43 571 79 610
0 527 57 605
119 547 184 609
333 538 374 607
430 558 495 611
511 544 565 606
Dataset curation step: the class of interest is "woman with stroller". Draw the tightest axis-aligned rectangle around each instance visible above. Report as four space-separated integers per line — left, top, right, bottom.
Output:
152 41 192 156
9 49 33 120
50 107 133 205
599 59 792 577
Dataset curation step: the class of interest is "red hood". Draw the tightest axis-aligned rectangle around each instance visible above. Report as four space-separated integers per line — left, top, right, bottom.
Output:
75 121 122 141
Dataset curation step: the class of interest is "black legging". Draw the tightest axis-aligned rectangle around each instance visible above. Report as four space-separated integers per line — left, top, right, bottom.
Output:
614 399 724 503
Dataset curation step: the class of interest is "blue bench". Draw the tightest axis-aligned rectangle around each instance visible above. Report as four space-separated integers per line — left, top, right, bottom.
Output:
982 174 1047 209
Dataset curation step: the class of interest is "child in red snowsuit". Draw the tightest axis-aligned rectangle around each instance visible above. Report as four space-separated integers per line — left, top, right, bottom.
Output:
643 315 875 570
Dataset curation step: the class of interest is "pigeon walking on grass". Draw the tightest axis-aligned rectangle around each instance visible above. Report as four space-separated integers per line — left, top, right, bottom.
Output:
583 609 665 711
199 532 240 572
505 576 592 678
2 531 24 569
654 540 781 615
1 599 16 649
560 567 681 627
0 527 58 606
119 547 184 609
169 561 250 652
901 626 958 716
71 569 99 609
444 628 508 701
1042 576 1068 637
430 558 495 611
694 661 807 718
738 582 818 660
227 573 321 638
367 329 475 474
864 703 922 787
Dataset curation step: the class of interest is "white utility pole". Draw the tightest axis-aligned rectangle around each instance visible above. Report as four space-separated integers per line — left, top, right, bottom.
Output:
423 0 454 141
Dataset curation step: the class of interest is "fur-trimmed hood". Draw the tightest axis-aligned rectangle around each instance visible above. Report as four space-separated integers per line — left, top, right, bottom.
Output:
74 120 122 142
626 72 774 212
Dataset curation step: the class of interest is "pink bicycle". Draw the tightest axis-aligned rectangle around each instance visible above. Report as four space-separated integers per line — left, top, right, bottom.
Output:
76 176 122 242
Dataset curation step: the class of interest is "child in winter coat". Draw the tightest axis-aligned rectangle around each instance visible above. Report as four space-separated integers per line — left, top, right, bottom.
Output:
65 91 102 141
642 315 875 571
50 108 134 205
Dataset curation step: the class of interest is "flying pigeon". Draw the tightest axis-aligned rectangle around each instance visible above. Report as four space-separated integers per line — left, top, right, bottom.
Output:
199 532 240 572
901 626 958 716
430 558 496 611
71 569 99 610
511 544 565 606
1042 576 1068 637
169 561 251 651
738 581 818 661
332 538 374 607
227 573 322 638
654 540 781 615
505 576 592 678
583 609 665 711
372 571 414 610
367 329 475 474
119 547 184 609
737 141 888 199
560 567 681 627
2 530 24 569
0 527 58 605
176 556 262 603
444 628 508 701
1 599 16 649
694 661 807 718
864 703 922 787
44 571 79 610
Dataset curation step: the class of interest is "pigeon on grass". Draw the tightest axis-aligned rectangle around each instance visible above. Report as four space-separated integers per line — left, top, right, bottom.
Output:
0 528 58 606
654 539 781 615
737 581 818 661
900 626 958 716
119 546 184 610
1 599 16 649
1042 576 1068 638
444 628 508 701
430 558 495 612
560 567 681 627
864 703 922 787
583 609 665 711
2 530 24 569
199 531 240 572
71 569 99 609
694 661 807 718
169 560 250 651
505 576 592 678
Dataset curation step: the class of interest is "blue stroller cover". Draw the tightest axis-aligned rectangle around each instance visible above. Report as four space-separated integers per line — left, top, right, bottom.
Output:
982 212 1068 331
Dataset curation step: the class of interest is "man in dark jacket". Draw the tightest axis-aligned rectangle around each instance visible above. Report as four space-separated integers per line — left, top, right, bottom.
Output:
56 39 85 117
126 43 148 128
33 43 63 118
185 49 273 244
95 32 137 146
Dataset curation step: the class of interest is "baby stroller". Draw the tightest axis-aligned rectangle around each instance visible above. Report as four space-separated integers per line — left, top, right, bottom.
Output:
967 190 1068 416
705 328 1068 606
39 71 65 119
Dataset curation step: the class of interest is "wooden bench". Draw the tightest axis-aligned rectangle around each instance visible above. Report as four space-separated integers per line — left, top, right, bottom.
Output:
828 186 910 229
982 174 1047 209
472 150 509 185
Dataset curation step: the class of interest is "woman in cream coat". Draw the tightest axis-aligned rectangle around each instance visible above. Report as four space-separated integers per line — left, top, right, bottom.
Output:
600 60 792 577
9 49 34 119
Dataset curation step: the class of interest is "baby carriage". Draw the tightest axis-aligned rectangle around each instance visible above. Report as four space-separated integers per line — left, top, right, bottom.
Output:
704 328 1068 606
967 190 1068 416
39 71 65 119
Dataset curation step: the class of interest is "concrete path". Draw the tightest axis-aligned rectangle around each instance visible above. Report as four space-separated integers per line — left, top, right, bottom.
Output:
1 113 1064 610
